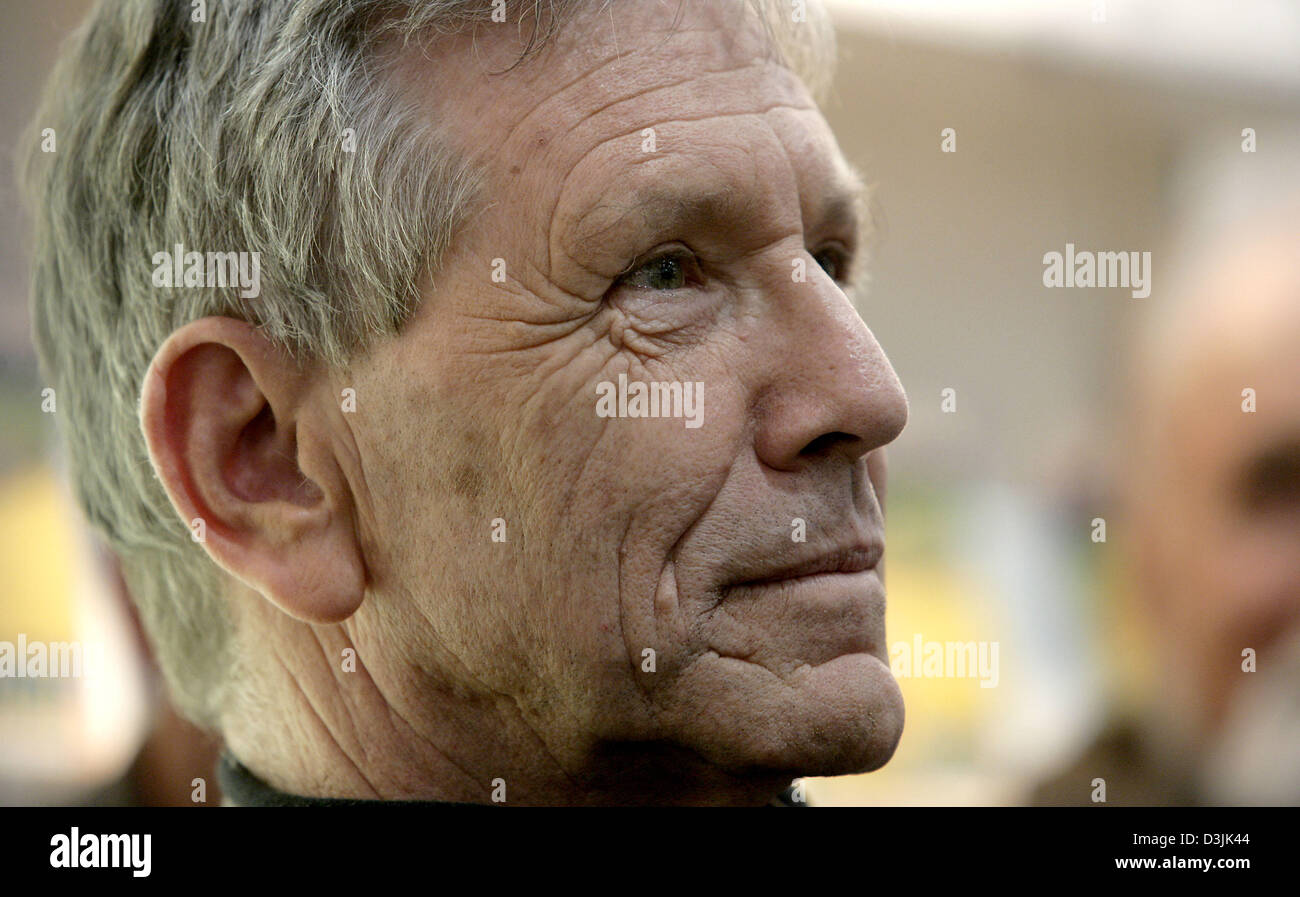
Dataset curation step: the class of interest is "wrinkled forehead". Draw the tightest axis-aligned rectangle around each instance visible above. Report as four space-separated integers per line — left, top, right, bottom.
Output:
385 0 864 287
403 2 822 171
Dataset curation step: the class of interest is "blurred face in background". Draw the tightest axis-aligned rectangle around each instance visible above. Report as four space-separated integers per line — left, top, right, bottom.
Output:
1132 230 1300 739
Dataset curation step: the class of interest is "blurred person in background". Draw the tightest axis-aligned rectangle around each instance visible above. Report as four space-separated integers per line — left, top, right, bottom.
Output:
95 553 223 806
1033 206 1300 805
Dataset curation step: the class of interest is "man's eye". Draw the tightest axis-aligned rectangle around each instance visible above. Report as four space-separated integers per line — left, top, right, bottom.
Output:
812 246 850 282
617 250 697 291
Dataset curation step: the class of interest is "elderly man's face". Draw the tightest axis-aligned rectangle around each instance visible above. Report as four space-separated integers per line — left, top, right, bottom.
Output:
348 3 907 792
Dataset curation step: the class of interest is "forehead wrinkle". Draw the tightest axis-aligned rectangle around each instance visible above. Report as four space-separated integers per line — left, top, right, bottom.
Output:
546 68 810 170
573 57 784 134
548 102 817 275
487 8 800 167
492 48 632 155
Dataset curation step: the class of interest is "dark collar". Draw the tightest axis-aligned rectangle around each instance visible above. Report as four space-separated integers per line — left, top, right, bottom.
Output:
218 752 487 807
218 751 805 806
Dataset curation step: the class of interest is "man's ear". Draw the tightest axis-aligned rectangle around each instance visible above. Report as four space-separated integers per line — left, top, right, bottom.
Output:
140 316 365 624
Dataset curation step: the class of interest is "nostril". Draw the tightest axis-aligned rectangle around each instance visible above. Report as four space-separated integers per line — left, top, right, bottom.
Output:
800 431 856 458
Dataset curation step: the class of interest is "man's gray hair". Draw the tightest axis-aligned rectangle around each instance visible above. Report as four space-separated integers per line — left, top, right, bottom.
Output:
22 0 835 729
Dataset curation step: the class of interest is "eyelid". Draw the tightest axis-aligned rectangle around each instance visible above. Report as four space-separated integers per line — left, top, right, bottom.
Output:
614 242 702 285
611 238 855 290
812 240 854 282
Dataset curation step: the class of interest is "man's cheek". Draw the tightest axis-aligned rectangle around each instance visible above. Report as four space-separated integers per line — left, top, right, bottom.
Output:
609 474 744 692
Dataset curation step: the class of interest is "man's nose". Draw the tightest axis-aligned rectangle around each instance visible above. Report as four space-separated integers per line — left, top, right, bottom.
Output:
752 257 908 473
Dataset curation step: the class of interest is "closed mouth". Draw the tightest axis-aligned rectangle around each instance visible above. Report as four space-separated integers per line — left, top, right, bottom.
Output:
728 545 882 589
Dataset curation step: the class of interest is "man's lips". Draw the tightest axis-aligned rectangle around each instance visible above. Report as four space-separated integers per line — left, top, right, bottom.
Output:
713 544 888 663
726 544 883 589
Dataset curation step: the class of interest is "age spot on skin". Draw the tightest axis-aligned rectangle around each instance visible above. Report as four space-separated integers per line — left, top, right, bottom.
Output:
451 461 487 499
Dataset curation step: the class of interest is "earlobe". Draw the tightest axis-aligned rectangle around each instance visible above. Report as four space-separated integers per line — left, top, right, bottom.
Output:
140 317 366 624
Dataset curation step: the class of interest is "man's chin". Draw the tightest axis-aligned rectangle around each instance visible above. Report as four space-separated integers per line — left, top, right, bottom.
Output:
669 650 906 777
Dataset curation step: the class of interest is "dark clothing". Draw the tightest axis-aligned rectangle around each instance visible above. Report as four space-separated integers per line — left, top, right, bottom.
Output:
219 752 805 806
219 753 483 807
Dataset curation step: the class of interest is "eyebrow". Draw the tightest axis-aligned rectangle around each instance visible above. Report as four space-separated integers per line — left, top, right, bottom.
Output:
836 165 879 295
822 163 873 249
605 185 768 237
576 163 873 251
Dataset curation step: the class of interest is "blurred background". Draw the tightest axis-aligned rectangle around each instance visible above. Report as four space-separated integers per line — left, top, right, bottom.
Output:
2 0 1298 805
